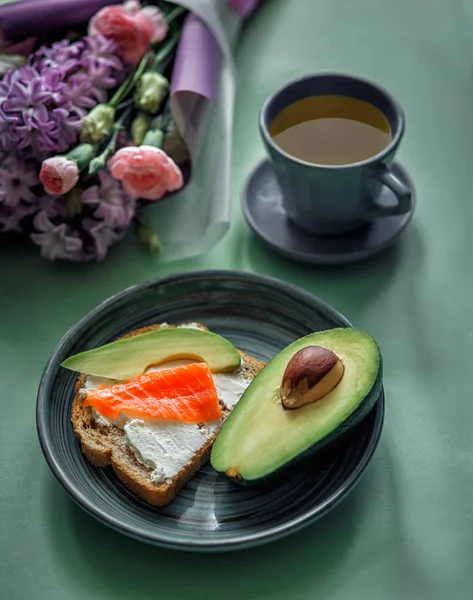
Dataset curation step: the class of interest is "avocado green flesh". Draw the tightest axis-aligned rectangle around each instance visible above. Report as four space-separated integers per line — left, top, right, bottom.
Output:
61 327 241 380
211 328 380 481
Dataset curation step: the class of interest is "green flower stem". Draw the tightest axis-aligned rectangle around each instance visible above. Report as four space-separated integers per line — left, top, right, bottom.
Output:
67 143 97 172
166 6 186 26
152 101 173 131
65 187 84 218
87 107 133 176
109 52 150 108
151 29 181 71
135 218 163 254
87 128 120 176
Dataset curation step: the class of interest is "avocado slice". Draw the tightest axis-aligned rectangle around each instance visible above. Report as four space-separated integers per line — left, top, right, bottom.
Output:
211 328 382 484
61 327 241 380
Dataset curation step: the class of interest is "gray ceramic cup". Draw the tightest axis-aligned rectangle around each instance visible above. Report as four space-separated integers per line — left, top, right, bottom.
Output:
259 73 412 236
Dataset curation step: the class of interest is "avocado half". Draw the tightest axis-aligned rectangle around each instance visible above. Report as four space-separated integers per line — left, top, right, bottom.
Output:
210 328 382 485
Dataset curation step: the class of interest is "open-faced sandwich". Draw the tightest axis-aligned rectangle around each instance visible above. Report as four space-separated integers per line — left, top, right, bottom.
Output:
62 323 265 507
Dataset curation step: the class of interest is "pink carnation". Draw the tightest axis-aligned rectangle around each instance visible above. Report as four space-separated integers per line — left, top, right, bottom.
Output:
89 0 168 65
108 145 183 200
40 156 79 195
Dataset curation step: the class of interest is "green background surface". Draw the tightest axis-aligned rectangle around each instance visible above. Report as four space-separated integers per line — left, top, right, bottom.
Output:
2 1 473 598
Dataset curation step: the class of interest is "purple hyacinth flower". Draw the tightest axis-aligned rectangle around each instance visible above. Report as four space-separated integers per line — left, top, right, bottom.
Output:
81 170 135 229
0 36 125 162
84 63 117 95
0 202 36 232
83 217 126 261
32 39 84 76
62 73 97 111
82 35 123 73
0 154 38 207
0 64 82 160
0 154 41 232
30 210 83 261
78 171 135 261
35 193 68 219
81 35 125 90
28 173 134 262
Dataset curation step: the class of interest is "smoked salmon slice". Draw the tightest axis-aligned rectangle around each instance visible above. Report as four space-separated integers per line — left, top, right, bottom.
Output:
84 362 222 424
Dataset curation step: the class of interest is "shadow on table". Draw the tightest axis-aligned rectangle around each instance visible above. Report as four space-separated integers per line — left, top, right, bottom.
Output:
239 221 424 325
42 458 381 600
0 231 210 352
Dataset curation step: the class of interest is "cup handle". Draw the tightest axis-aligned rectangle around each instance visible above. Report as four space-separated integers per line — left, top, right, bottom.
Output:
366 164 412 217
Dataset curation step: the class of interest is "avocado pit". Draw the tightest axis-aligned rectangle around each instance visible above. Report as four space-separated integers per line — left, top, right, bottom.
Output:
280 346 344 409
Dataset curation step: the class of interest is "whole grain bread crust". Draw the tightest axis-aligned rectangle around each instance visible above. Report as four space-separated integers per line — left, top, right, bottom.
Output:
71 323 265 507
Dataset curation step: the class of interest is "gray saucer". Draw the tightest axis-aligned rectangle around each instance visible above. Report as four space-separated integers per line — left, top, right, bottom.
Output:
242 159 416 265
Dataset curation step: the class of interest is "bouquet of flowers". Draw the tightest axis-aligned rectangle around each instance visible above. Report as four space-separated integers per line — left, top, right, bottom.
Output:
0 0 262 261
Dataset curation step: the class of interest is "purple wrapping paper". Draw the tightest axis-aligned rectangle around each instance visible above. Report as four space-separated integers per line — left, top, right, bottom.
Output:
171 13 221 102
2 36 36 55
170 0 262 105
0 0 118 41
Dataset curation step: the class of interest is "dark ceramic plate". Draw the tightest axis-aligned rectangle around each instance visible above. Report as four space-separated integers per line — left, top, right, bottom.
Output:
37 271 384 552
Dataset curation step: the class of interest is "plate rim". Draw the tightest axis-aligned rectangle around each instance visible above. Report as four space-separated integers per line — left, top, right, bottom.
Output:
36 269 385 551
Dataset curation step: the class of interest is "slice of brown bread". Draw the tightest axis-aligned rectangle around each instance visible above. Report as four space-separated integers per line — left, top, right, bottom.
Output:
71 323 265 507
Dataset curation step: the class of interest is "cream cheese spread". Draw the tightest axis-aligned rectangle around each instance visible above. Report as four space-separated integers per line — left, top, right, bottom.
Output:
211 370 249 410
124 419 218 483
80 323 251 483
178 322 206 330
